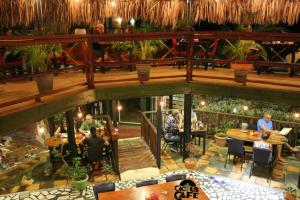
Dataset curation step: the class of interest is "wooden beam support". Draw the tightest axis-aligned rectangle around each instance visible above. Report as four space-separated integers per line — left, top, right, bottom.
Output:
47 116 55 137
169 95 173 109
66 110 77 157
186 37 194 81
111 100 118 127
183 94 192 161
156 96 162 168
1 80 300 134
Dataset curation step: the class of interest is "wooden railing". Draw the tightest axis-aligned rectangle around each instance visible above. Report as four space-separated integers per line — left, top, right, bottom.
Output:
144 108 300 146
141 112 159 163
1 31 300 109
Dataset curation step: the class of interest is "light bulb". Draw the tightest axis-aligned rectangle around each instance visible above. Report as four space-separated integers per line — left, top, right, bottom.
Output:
294 113 300 118
130 18 135 26
200 101 206 106
78 112 83 118
233 108 237 113
111 0 116 7
160 101 164 106
116 17 122 24
243 106 248 111
117 105 122 111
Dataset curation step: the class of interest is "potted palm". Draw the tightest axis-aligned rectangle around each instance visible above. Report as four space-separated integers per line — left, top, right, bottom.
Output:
132 40 163 83
223 40 267 86
16 44 62 94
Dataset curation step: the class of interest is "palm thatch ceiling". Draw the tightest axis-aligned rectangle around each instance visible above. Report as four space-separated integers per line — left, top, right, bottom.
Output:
0 0 299 28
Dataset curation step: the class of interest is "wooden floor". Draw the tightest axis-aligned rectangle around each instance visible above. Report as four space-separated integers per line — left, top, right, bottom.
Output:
1 66 300 115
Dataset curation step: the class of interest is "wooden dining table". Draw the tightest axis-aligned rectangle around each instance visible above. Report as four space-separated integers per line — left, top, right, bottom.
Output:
226 129 286 145
98 180 209 200
44 133 84 147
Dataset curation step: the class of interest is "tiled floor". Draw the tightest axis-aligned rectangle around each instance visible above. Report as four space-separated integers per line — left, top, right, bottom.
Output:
0 136 299 198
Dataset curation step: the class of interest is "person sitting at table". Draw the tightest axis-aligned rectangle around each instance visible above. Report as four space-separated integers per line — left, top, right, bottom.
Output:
253 133 273 162
257 113 287 162
83 127 104 169
79 114 103 135
165 110 180 152
54 119 76 137
257 113 278 134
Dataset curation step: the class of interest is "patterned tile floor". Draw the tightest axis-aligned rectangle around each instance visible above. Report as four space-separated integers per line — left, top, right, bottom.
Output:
0 137 299 199
0 170 284 200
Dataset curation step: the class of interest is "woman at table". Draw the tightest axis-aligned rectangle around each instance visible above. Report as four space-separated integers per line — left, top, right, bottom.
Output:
54 120 76 137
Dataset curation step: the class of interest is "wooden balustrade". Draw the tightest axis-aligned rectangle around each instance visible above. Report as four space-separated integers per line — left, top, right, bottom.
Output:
141 112 159 163
1 31 300 109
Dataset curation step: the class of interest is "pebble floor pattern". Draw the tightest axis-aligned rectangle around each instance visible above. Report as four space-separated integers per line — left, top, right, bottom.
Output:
0 170 284 200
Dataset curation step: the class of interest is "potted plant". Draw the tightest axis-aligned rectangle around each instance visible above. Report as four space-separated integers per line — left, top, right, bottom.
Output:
51 148 89 192
223 40 267 86
284 184 298 200
132 40 163 83
62 157 89 192
16 44 62 94
184 142 200 169
214 121 235 147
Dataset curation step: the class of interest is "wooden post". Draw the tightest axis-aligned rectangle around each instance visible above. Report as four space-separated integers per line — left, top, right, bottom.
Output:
65 110 77 157
156 96 162 168
141 98 147 112
186 36 194 81
112 100 118 127
87 37 95 89
169 95 173 109
183 93 192 161
47 116 55 137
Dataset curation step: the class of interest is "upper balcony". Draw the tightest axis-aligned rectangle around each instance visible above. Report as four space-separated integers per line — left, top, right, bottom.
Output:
1 31 300 132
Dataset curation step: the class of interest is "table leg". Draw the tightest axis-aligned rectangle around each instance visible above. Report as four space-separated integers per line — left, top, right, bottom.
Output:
203 136 206 155
298 174 300 189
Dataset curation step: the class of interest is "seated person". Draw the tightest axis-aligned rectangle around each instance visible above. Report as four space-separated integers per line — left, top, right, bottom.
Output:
257 113 278 134
79 114 103 135
164 110 180 152
83 127 104 168
253 133 272 162
54 119 76 137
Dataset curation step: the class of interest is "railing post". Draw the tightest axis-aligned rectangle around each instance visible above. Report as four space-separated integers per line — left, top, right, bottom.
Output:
66 110 78 157
186 35 194 81
87 36 95 89
183 93 192 161
156 96 162 168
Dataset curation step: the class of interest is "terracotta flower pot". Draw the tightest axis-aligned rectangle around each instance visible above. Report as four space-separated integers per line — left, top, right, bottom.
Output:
231 63 253 86
285 192 295 200
136 64 150 83
35 74 53 94
184 157 198 169
214 134 227 147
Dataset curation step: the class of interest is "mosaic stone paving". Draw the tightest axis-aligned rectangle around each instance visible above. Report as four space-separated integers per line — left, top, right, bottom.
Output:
0 170 284 200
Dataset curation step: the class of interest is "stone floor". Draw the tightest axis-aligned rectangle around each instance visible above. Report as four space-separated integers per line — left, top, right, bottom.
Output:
1 137 299 199
0 170 284 200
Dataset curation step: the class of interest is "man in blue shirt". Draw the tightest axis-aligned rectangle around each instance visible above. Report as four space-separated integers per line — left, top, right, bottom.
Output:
257 113 275 133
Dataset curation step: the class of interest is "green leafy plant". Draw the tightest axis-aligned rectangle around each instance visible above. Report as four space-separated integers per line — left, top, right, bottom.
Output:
51 147 88 191
176 18 193 31
111 41 135 53
15 44 62 72
284 184 298 198
223 40 267 61
215 121 236 135
132 40 164 60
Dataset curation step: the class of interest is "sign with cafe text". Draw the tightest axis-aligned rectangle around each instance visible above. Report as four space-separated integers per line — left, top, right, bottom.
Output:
174 179 200 200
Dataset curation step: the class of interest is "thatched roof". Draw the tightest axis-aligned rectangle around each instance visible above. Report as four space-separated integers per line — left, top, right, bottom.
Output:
0 0 299 28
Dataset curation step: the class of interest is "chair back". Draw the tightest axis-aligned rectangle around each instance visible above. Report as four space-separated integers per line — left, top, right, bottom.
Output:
166 174 186 182
136 179 158 187
93 182 115 199
87 146 103 163
253 147 272 165
227 138 244 157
